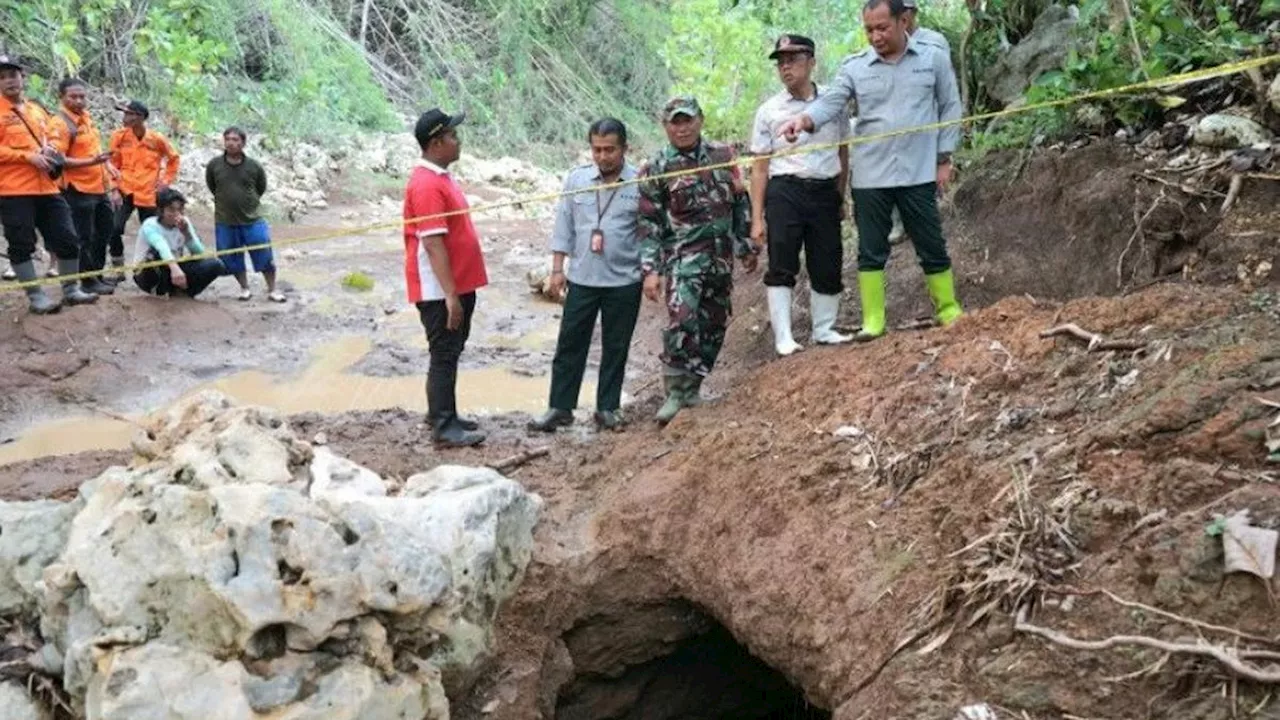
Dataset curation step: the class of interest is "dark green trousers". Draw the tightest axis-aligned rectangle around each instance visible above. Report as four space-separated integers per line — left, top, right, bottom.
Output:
549 281 643 412
852 182 951 274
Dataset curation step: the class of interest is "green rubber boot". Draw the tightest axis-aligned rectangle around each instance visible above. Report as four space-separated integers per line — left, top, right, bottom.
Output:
925 268 963 327
855 270 887 342
655 375 688 425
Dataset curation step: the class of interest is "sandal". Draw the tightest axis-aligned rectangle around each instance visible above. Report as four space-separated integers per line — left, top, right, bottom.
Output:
237 288 252 301
268 291 287 303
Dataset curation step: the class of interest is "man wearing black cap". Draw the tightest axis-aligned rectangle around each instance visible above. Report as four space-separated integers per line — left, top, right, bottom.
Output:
750 34 852 358
0 54 99 313
404 108 488 448
108 99 180 281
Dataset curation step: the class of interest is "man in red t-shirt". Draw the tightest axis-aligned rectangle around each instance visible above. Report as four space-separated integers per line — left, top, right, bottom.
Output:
404 108 489 448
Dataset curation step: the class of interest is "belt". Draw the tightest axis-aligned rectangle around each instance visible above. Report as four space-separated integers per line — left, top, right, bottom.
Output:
770 175 838 185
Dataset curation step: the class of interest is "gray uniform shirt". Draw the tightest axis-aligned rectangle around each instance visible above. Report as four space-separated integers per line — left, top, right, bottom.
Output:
551 162 642 287
808 37 962 189
912 26 951 52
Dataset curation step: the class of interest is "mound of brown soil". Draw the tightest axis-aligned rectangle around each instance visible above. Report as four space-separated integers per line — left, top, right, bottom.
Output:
431 282 1280 720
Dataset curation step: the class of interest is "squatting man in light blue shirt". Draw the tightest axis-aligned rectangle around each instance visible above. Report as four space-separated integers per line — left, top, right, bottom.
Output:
528 118 643 433
777 0 964 341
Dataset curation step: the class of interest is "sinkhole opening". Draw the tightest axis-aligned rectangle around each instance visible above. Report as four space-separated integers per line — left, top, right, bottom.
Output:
554 600 831 720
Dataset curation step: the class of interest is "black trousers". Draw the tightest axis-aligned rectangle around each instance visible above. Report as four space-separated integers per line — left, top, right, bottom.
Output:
549 281 643 412
134 257 226 298
417 292 477 421
852 183 951 274
112 194 155 259
64 187 114 275
763 175 844 294
0 194 80 264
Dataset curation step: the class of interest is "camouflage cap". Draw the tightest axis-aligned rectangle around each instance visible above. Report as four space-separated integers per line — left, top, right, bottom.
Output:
663 95 702 122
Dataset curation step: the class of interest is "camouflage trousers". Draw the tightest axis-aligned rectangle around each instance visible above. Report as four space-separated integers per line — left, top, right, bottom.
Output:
661 253 733 378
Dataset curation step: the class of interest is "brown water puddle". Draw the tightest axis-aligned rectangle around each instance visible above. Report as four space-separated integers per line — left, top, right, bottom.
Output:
0 336 588 466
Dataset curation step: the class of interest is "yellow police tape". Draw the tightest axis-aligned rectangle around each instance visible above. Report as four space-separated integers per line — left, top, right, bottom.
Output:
4 52 1278 293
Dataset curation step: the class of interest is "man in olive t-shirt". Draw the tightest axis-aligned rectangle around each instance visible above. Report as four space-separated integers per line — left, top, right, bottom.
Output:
205 126 284 302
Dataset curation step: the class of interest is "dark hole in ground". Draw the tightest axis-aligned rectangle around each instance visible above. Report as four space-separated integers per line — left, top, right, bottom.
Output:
555 600 830 720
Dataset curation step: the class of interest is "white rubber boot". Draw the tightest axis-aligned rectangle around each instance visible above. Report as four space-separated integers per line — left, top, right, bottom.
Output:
767 286 803 356
811 290 853 344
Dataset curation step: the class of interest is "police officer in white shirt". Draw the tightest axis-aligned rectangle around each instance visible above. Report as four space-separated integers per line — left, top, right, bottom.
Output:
749 34 853 357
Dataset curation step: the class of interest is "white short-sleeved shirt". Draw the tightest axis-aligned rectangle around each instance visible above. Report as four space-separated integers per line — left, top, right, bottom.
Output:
750 83 850 180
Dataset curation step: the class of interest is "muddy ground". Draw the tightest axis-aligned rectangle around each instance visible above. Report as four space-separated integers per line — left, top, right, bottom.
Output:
3 140 1280 719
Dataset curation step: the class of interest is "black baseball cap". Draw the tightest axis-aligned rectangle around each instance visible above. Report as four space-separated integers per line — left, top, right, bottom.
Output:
116 100 150 119
0 54 24 71
768 34 816 60
415 108 465 145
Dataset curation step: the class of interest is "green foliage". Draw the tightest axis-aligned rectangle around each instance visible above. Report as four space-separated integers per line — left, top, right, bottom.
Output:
660 0 872 142
1 0 395 138
968 0 1265 151
341 271 375 291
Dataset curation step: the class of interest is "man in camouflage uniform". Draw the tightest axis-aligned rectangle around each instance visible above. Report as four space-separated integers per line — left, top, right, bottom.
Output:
638 96 758 425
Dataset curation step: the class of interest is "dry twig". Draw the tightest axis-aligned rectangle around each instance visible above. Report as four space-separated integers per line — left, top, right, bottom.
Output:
1220 174 1244 215
1116 188 1165 289
1015 608 1280 683
487 447 550 472
1039 323 1147 352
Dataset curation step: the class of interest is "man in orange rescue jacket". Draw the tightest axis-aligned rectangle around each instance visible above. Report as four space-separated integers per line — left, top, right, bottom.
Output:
48 77 119 297
108 99 179 280
0 54 99 314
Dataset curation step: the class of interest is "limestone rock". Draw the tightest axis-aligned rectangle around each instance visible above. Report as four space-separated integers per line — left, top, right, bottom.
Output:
28 391 541 718
309 447 387 499
0 497 83 615
984 5 1079 106
1193 114 1271 149
0 683 52 720
84 643 449 720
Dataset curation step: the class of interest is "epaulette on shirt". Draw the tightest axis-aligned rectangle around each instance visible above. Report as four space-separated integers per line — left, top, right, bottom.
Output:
841 48 873 67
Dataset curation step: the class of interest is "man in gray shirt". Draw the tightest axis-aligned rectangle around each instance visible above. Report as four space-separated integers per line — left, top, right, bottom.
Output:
529 118 643 433
903 0 951 53
778 0 963 341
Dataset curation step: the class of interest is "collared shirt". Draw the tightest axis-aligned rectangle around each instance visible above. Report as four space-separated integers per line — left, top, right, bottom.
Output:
47 105 111 195
550 162 642 287
750 83 849 179
402 158 488 303
109 126 180 207
0 96 59 197
912 26 951 53
808 37 962 189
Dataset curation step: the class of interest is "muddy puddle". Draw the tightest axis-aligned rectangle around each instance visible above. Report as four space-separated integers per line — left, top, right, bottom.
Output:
0 336 590 466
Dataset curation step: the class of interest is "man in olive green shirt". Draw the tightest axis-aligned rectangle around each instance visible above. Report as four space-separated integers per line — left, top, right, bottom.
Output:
206 126 284 302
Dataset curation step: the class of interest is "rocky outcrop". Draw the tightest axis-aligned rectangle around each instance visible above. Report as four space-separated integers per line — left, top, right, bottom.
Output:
984 5 1080 106
1192 114 1271 149
0 683 52 720
174 131 560 222
0 391 541 720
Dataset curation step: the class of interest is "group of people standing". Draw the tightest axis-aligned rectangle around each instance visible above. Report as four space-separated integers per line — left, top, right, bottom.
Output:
406 0 965 447
0 55 283 313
